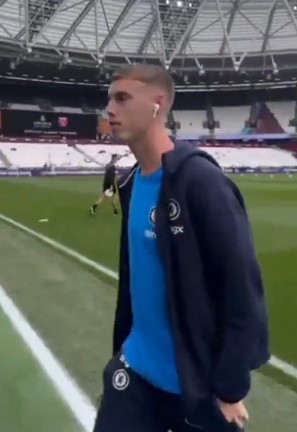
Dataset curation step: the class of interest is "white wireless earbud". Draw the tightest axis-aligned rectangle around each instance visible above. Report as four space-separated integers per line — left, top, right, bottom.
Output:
153 103 160 118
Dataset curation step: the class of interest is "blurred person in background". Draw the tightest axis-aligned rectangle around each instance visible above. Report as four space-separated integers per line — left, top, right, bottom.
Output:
90 153 119 216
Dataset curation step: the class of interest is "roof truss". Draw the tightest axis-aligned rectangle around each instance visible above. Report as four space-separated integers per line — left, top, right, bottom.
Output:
0 0 297 75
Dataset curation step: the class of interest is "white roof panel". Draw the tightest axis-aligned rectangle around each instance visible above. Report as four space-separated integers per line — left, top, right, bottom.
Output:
0 0 296 64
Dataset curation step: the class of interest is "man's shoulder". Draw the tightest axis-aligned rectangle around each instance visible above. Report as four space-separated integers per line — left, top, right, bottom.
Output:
181 150 224 184
179 150 243 202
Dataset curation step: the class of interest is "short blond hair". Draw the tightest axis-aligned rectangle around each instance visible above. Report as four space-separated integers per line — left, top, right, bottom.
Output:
111 63 175 108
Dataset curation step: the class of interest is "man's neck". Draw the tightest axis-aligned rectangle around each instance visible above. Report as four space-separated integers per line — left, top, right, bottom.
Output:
129 127 174 175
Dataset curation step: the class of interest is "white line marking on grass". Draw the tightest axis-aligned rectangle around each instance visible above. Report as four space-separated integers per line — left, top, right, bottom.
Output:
1 213 297 383
0 283 96 432
0 213 118 280
270 356 297 380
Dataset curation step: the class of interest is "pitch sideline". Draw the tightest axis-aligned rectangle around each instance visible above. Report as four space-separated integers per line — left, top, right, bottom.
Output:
0 282 96 431
0 212 296 383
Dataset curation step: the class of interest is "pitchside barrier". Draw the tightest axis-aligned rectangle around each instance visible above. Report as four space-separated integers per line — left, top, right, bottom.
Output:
1 166 297 177
224 167 297 173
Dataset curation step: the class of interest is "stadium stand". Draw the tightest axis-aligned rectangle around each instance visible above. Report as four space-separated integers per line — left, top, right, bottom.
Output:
266 102 296 133
0 140 296 171
172 102 297 136
0 143 98 169
76 144 136 168
174 111 205 135
283 143 297 153
199 146 297 169
212 106 250 134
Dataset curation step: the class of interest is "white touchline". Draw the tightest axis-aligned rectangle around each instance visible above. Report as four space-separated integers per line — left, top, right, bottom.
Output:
0 213 118 280
1 212 297 384
0 283 96 432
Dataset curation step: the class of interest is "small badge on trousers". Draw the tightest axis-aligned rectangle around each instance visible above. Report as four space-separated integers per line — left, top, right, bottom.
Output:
112 368 130 391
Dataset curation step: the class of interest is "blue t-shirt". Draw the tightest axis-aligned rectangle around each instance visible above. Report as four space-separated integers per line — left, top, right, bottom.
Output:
123 167 181 394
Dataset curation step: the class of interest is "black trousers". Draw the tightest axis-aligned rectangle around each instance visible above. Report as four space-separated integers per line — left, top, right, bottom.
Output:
93 353 244 432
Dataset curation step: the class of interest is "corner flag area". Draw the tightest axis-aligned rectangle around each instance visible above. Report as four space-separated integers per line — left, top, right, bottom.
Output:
0 175 297 431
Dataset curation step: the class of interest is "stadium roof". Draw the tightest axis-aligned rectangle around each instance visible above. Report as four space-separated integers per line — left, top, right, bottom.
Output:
0 0 297 88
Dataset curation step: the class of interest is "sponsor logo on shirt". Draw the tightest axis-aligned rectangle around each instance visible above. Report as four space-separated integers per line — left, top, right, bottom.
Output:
145 206 157 239
144 229 157 239
171 225 184 235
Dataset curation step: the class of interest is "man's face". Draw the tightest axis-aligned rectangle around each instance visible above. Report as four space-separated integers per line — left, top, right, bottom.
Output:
106 78 160 143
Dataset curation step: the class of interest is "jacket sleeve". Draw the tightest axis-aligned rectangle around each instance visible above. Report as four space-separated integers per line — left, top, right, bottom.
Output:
190 163 269 403
112 178 133 355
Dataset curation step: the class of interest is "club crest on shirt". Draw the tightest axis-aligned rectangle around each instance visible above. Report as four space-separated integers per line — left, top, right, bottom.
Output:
112 368 130 391
146 200 182 237
149 206 156 225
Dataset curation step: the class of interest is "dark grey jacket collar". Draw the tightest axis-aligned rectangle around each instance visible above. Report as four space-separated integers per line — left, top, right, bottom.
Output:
118 142 221 189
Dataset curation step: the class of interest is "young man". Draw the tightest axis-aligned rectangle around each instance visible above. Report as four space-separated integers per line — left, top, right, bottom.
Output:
90 154 119 216
93 64 270 432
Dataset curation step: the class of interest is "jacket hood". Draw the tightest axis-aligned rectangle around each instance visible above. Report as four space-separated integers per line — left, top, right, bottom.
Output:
162 141 221 175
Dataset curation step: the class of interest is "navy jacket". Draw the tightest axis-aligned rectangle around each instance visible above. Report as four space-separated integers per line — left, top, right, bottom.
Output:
114 143 270 422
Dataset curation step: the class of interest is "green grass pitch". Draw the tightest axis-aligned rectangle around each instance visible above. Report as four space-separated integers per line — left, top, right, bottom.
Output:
0 173 297 431
0 305 83 432
0 174 297 365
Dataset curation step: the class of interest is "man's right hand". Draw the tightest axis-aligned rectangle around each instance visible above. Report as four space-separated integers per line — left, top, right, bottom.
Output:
216 398 249 429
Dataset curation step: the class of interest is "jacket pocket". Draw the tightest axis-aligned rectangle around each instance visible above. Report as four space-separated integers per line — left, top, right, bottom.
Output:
186 397 243 432
211 397 243 432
